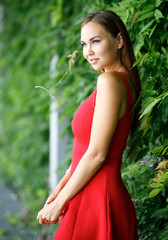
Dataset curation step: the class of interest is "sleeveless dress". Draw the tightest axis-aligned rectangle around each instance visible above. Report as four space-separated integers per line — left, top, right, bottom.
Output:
53 71 138 240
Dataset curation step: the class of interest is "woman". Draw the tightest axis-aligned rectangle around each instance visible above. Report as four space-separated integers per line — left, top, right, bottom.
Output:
37 10 141 240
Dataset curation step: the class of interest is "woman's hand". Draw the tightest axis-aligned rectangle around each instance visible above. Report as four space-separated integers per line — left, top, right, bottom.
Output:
37 197 64 225
45 166 71 205
45 187 60 205
36 166 71 225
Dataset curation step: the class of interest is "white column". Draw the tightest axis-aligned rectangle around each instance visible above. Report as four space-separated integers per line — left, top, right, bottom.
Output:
49 55 59 193
49 101 59 192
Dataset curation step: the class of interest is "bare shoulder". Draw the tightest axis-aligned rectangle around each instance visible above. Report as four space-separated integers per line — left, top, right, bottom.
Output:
97 71 126 95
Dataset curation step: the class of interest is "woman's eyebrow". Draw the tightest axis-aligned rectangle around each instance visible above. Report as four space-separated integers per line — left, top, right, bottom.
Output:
81 36 101 43
89 36 101 41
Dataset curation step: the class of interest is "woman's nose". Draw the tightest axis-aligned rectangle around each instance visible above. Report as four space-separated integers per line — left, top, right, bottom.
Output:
86 44 94 55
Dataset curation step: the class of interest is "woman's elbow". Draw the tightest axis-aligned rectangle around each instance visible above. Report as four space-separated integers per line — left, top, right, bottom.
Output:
96 154 106 166
86 150 106 167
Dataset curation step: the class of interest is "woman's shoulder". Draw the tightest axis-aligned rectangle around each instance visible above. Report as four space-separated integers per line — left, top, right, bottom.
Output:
97 71 127 95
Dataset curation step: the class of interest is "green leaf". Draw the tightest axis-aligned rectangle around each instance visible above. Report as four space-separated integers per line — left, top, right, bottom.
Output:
152 207 168 218
132 53 150 67
137 11 154 22
157 91 168 100
140 98 161 119
160 171 168 183
149 188 161 197
154 9 164 20
151 177 160 183
139 114 152 134
159 224 168 240
155 0 162 7
141 5 155 14
149 23 157 38
162 146 168 155
148 182 163 188
162 47 168 54
140 20 155 33
151 145 163 154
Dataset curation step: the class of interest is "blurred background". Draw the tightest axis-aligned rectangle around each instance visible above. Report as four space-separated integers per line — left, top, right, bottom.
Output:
0 0 168 239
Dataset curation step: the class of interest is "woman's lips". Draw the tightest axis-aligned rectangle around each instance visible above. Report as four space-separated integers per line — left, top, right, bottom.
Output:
89 58 99 65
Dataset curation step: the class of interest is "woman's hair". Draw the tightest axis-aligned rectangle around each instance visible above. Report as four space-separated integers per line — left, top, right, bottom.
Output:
81 10 141 134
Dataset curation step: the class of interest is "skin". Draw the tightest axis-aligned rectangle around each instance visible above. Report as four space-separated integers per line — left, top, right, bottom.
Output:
37 21 136 225
81 21 123 72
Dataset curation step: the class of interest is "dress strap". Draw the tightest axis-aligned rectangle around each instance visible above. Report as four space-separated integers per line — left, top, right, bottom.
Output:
113 71 132 113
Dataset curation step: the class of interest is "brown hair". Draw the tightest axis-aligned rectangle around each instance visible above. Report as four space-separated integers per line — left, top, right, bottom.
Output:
81 10 141 134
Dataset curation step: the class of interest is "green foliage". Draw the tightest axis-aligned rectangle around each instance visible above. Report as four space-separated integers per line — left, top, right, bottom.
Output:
0 0 53 233
0 0 168 238
149 170 168 197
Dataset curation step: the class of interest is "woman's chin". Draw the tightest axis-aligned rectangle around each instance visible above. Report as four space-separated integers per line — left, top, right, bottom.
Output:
92 65 103 71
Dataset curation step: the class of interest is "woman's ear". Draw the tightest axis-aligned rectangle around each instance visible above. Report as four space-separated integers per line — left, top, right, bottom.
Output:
117 32 124 49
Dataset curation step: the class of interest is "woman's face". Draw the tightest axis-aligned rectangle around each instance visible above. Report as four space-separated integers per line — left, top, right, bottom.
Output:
81 21 121 72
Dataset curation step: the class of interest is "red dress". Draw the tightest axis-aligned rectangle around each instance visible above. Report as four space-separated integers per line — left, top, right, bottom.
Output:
53 71 138 240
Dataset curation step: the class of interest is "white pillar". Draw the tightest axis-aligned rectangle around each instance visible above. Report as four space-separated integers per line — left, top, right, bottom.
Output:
49 101 59 192
49 55 59 193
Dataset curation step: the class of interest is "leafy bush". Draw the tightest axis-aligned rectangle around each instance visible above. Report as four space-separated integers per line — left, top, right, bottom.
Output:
0 0 168 238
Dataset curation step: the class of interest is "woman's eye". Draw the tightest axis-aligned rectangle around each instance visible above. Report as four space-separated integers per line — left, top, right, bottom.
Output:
93 40 100 44
81 42 86 47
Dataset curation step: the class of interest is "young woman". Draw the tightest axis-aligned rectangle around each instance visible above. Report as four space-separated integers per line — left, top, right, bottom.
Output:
37 10 141 240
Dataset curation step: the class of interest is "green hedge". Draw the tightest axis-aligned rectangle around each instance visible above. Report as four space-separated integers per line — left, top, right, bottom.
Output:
0 0 168 238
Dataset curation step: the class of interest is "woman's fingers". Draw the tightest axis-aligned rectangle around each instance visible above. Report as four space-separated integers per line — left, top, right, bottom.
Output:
43 219 50 225
38 213 49 224
37 208 59 225
37 195 63 225
51 218 59 224
38 215 59 225
37 210 47 224
38 214 45 224
46 195 54 204
37 210 42 220
46 191 58 204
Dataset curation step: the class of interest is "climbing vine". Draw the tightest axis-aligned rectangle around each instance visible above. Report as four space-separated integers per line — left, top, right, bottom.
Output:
0 0 167 238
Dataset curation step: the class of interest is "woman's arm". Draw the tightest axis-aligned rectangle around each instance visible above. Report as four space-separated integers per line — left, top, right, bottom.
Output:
37 71 127 224
37 165 71 224
46 165 71 204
